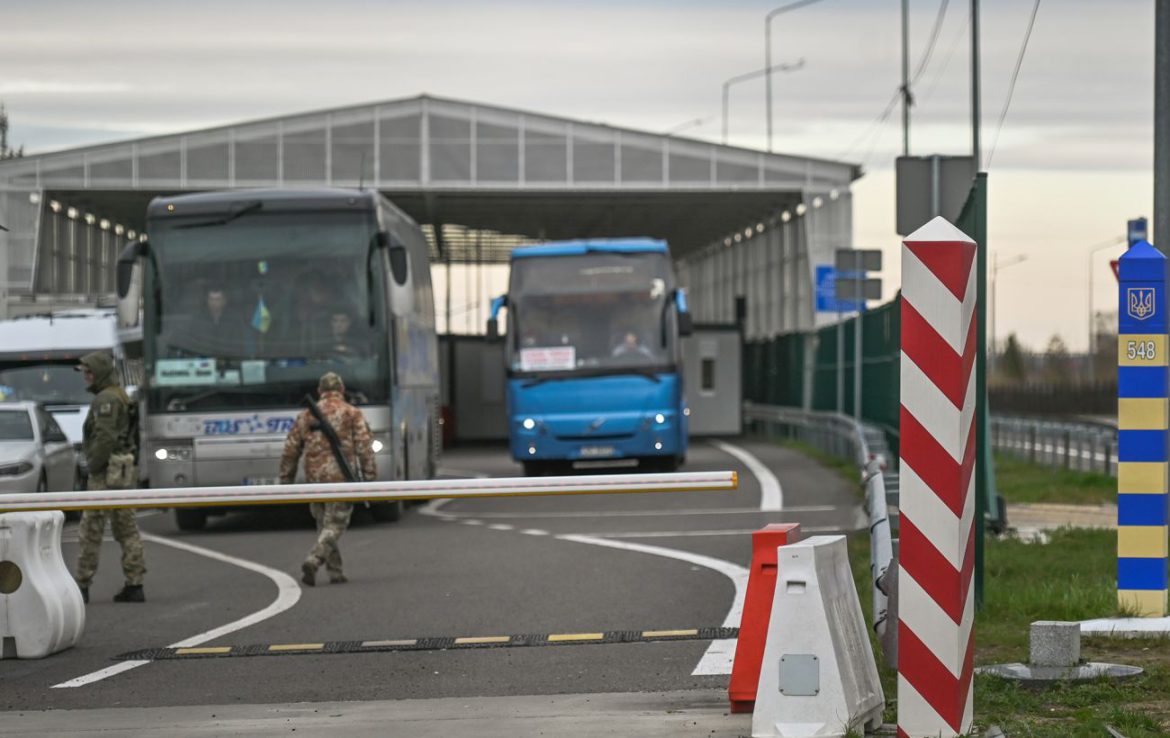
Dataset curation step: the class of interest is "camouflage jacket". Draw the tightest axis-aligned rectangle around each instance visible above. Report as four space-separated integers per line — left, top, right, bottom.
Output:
80 352 131 476
279 391 376 484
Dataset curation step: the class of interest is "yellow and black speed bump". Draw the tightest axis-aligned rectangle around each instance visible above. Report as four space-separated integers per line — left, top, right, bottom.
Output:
116 627 740 661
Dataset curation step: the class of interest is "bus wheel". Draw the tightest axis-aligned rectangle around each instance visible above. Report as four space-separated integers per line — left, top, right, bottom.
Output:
370 501 403 522
175 508 208 531
522 461 543 477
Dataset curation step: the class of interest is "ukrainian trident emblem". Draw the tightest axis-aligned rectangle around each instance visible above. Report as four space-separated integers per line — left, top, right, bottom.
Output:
1128 287 1156 321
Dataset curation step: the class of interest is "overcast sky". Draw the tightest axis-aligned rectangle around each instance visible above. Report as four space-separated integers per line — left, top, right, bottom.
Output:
1 0 1157 349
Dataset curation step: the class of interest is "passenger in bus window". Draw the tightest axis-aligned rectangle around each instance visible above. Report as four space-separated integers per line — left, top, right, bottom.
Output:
611 331 654 361
327 310 369 360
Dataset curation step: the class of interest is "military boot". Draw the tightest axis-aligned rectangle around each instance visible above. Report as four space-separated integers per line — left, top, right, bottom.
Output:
113 584 145 603
301 558 319 587
329 573 348 584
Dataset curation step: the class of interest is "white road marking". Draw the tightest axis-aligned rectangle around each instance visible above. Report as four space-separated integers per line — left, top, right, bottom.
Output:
437 467 491 479
53 533 302 689
461 519 484 526
556 533 748 676
520 529 550 536
488 524 514 531
711 441 782 511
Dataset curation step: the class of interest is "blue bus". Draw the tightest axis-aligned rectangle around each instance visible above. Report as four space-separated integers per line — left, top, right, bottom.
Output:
488 238 692 475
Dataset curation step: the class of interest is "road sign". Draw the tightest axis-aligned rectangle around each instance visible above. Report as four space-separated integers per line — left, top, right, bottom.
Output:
835 278 882 301
1128 217 1149 248
815 266 863 313
835 249 883 272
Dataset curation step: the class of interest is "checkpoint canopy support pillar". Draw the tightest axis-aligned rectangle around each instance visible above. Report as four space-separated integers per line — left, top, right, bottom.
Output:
897 217 977 737
1116 240 1170 617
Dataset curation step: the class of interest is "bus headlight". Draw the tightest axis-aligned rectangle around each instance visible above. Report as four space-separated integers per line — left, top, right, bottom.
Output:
153 445 192 461
655 413 666 424
154 448 168 461
522 418 536 430
654 441 663 451
371 439 384 453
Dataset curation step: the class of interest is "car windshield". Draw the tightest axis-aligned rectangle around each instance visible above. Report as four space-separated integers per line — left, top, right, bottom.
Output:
508 252 675 374
145 211 390 411
0 411 34 441
0 362 91 406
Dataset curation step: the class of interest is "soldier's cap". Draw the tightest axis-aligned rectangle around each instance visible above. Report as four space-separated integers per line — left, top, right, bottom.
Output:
318 372 345 393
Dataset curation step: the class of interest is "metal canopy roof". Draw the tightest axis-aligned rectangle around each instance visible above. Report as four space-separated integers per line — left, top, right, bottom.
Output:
0 95 860 286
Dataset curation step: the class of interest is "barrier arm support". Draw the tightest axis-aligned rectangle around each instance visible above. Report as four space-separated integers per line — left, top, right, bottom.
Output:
0 471 738 514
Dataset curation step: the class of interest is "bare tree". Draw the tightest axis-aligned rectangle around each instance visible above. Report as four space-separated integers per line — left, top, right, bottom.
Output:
0 103 24 160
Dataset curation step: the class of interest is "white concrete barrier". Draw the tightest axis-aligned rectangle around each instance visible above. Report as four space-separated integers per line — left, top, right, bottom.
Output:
752 535 884 738
0 512 85 659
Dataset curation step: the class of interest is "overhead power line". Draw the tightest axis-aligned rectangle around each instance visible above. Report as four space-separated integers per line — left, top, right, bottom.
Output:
986 0 1043 169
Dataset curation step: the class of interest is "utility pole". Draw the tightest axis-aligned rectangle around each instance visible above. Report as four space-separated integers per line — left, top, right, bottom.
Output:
902 0 911 156
971 0 982 168
1156 0 1169 251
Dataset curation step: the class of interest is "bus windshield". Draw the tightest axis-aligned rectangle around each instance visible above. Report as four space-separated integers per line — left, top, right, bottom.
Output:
145 212 389 412
508 252 676 375
0 362 91 406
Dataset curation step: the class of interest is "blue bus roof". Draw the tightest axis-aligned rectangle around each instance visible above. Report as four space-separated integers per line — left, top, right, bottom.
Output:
511 238 668 259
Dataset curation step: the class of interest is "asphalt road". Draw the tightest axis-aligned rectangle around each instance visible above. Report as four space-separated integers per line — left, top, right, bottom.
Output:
0 438 863 712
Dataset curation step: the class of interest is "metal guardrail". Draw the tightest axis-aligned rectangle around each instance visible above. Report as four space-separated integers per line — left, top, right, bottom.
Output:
990 415 1117 476
743 403 895 641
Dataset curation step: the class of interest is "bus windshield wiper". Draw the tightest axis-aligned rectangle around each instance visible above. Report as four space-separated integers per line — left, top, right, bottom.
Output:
174 201 264 229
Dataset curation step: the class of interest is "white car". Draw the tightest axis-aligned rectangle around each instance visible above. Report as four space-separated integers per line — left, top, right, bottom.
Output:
0 402 77 493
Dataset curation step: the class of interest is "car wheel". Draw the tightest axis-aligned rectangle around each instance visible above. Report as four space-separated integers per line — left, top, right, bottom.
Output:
174 508 208 531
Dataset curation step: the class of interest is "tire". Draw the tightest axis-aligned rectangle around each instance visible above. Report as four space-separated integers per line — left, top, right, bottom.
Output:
522 461 543 477
370 500 403 522
174 508 208 531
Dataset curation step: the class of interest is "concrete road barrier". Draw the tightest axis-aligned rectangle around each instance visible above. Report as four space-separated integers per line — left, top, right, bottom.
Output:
0 512 85 659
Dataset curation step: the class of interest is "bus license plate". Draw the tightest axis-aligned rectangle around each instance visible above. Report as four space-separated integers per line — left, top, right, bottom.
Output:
243 477 279 486
579 446 616 458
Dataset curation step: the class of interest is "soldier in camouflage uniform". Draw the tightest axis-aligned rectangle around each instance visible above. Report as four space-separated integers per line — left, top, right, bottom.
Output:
280 372 376 586
75 351 146 603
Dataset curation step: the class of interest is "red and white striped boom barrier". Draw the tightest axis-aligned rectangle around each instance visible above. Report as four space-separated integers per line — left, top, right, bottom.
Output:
897 217 977 737
0 471 738 514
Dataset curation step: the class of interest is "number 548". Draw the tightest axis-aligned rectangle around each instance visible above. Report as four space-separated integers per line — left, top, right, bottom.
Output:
1127 340 1157 360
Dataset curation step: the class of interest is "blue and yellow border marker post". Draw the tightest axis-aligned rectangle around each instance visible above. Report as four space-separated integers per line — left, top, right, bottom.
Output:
1117 239 1170 617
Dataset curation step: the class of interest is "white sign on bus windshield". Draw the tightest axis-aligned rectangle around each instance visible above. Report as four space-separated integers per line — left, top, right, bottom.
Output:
519 347 576 372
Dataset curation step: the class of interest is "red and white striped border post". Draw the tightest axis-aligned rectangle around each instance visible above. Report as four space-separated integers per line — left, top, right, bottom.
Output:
897 217 977 738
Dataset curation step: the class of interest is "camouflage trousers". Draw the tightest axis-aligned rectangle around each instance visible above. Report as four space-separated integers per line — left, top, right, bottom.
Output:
307 502 353 575
76 478 146 587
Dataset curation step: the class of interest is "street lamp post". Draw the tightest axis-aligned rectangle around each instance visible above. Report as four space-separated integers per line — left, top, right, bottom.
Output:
765 0 824 153
724 60 805 145
989 252 1027 377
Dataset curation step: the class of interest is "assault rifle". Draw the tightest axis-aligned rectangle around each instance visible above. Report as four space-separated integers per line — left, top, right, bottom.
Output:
302 394 358 482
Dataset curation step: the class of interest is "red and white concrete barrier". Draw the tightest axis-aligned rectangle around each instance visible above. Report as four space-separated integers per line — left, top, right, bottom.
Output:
897 217 977 737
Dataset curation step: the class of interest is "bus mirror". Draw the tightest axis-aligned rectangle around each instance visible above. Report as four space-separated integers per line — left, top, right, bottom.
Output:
375 230 390 249
116 241 144 298
678 311 694 337
487 318 499 339
389 243 409 286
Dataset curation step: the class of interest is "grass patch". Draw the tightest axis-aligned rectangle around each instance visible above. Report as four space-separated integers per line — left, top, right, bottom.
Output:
778 438 859 485
994 453 1115 506
847 528 1170 736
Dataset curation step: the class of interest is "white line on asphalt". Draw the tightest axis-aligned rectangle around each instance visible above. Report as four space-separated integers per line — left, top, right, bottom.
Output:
556 533 748 676
711 440 782 511
520 529 549 536
436 467 491 479
441 505 834 520
53 533 302 689
460 519 484 526
488 524 514 531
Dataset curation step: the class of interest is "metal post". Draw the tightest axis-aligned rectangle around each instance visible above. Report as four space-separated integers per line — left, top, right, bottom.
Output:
1156 0 1169 252
901 0 911 156
854 272 863 421
971 0 982 167
837 310 844 413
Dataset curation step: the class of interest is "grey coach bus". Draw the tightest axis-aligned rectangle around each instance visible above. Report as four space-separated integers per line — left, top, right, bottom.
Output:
116 189 440 530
